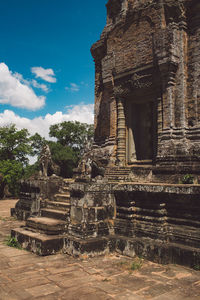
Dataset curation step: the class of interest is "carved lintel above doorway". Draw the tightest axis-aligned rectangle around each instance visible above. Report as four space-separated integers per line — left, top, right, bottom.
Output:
113 67 155 100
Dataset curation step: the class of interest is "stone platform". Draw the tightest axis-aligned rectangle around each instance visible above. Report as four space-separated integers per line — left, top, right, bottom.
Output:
11 180 200 269
1 199 200 300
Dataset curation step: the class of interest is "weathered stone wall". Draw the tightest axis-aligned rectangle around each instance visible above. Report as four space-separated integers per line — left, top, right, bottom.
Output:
113 182 200 266
68 182 115 239
67 181 200 266
91 0 200 181
11 176 63 220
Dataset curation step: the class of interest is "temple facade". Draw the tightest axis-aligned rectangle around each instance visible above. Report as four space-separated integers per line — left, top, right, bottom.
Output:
91 0 200 182
11 0 200 267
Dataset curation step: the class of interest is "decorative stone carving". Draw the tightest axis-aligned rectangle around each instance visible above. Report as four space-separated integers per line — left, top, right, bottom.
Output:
40 144 51 177
129 72 153 89
113 84 130 99
39 144 60 177
10 0 200 270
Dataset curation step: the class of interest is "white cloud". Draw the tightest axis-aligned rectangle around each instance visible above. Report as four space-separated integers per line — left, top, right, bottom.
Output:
0 104 94 139
0 63 45 110
31 67 56 83
14 72 49 92
31 79 49 92
65 83 80 92
13 72 29 85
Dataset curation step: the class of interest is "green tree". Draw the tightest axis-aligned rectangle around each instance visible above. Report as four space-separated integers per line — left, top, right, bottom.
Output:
48 141 78 178
49 121 94 177
0 124 32 165
29 133 46 156
0 160 23 196
49 121 94 155
23 161 40 179
0 124 38 196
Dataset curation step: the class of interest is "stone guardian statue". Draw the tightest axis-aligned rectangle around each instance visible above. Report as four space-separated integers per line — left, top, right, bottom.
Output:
39 144 52 177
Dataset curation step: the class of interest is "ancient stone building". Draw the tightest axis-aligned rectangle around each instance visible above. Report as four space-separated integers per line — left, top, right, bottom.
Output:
11 0 200 268
91 0 200 183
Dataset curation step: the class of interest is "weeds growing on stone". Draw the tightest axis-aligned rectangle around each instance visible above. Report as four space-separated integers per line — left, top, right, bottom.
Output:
180 174 194 184
130 258 143 271
5 236 22 249
193 265 200 271
0 216 17 222
116 257 143 272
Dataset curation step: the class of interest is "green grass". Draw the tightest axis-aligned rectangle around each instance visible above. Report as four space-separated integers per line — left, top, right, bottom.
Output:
116 257 144 272
130 259 143 271
193 265 200 271
180 174 194 184
0 216 17 222
5 236 22 249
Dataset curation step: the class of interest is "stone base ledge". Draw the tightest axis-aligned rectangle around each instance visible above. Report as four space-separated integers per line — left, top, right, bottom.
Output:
62 235 114 257
11 208 31 221
11 228 200 268
11 227 64 256
111 235 200 268
62 234 200 267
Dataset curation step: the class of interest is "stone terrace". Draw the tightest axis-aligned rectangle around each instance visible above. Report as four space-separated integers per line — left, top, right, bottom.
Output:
0 199 200 300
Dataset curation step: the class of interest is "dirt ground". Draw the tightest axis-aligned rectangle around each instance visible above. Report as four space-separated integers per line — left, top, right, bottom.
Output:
0 199 200 300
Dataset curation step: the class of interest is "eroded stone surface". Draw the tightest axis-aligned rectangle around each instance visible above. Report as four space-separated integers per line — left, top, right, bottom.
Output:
91 0 200 183
10 0 200 270
2 199 200 300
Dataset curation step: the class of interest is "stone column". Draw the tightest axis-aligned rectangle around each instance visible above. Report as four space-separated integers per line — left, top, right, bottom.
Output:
154 21 181 163
117 98 126 166
177 20 187 129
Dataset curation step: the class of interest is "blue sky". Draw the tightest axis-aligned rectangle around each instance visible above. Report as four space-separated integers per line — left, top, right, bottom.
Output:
0 0 107 137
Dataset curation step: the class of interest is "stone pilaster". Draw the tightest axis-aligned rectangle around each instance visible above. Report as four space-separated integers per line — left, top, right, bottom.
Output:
116 98 126 166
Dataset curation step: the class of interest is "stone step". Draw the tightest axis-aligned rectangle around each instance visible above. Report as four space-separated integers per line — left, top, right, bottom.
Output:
106 172 130 175
106 174 129 177
45 200 70 211
105 170 130 177
106 169 130 172
63 235 110 257
60 186 70 194
54 193 70 202
107 176 129 180
41 208 69 221
105 168 130 173
63 178 74 184
106 174 128 178
26 217 68 235
62 184 70 190
11 227 64 255
106 171 130 175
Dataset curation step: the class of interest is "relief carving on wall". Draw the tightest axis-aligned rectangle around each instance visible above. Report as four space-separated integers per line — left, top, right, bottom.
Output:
113 70 153 99
113 84 130 99
129 73 153 89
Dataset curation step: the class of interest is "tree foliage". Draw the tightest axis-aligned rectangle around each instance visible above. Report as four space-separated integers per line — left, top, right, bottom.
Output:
0 121 94 196
0 124 33 196
29 133 46 156
0 124 32 165
49 121 94 177
48 141 78 178
49 121 94 155
0 160 23 196
23 161 40 179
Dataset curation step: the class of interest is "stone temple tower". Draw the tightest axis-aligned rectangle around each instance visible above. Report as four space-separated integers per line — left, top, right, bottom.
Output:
91 0 200 183
11 0 200 267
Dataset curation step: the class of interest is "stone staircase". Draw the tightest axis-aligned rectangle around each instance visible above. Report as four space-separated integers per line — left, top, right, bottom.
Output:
11 180 72 255
104 166 131 182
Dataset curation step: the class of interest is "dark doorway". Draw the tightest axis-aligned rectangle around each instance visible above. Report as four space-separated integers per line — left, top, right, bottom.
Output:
127 100 157 162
